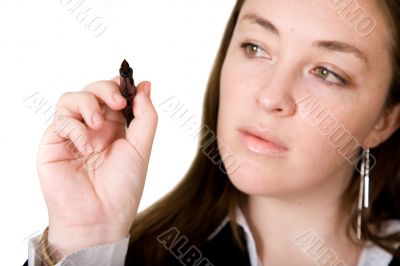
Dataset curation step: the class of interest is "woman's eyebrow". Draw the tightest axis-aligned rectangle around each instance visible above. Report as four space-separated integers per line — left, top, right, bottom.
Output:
240 12 368 66
239 13 280 36
314 40 368 65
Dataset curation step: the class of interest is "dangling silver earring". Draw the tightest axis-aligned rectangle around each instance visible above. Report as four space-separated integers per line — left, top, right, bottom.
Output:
357 148 370 240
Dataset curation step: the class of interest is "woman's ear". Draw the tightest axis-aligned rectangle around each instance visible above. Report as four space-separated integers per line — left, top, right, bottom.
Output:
363 103 400 148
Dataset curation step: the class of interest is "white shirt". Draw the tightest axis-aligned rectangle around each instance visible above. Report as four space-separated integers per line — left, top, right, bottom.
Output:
208 207 399 266
27 207 400 266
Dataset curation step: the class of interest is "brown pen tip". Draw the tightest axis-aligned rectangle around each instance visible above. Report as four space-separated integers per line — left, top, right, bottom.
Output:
120 59 133 77
122 59 129 68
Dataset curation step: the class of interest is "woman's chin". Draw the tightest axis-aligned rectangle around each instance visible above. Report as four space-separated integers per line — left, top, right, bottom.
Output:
227 167 289 197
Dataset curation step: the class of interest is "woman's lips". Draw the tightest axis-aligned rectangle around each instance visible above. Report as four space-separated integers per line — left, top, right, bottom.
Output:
238 129 288 157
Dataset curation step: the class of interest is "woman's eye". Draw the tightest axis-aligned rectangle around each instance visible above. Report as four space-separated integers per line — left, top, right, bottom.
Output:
240 42 270 59
312 67 348 87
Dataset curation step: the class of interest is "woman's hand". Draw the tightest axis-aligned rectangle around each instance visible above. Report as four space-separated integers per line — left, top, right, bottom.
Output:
36 77 157 258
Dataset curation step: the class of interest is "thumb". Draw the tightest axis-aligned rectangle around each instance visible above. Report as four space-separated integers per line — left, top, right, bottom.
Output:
125 81 158 162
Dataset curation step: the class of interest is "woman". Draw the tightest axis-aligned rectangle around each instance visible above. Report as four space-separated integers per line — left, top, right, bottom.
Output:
25 0 400 265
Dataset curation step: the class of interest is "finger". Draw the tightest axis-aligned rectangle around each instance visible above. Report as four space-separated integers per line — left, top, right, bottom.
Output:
55 91 106 130
126 81 158 162
41 115 91 156
82 80 127 111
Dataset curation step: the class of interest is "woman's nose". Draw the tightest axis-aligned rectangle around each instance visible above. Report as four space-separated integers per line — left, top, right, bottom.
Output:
256 71 297 117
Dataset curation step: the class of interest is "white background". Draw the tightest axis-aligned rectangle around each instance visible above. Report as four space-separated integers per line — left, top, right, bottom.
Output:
0 0 235 264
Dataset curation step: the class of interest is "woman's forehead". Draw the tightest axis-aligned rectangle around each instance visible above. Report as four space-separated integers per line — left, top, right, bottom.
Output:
234 0 394 84
237 0 392 55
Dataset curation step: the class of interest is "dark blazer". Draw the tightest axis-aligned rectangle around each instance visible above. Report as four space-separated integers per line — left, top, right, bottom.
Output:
23 222 400 265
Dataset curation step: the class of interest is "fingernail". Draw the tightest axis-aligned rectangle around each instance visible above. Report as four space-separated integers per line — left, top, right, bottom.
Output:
92 111 104 125
85 143 94 154
114 93 125 102
144 82 151 98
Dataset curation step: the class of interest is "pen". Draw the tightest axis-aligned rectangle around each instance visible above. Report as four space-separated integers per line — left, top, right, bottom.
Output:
119 59 137 127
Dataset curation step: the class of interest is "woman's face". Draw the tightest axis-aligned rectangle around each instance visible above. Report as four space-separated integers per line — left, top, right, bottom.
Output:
217 0 395 197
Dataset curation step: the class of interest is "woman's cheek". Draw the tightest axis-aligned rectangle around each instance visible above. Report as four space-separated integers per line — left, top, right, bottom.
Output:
297 105 366 171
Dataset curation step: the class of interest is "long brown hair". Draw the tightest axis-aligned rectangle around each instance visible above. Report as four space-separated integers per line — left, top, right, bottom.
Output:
345 0 400 257
126 0 400 263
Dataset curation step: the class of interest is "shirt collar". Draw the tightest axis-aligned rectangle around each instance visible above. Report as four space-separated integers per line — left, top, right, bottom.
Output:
207 206 261 266
207 206 400 266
